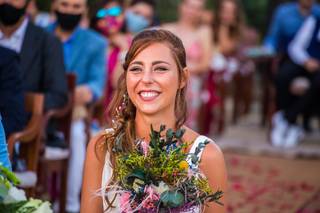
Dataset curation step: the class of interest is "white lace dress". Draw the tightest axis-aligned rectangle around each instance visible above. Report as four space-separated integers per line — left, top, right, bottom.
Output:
101 135 212 212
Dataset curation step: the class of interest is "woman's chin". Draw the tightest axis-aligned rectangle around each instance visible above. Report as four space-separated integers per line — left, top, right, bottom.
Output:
136 107 160 116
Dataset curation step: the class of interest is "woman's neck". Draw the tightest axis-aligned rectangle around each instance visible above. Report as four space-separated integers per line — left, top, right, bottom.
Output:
178 18 198 31
134 110 176 142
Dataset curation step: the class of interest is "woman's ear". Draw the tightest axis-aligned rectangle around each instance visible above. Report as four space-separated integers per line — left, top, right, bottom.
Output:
179 67 189 89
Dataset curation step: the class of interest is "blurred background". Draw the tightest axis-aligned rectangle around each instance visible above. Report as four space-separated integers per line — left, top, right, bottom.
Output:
1 0 320 212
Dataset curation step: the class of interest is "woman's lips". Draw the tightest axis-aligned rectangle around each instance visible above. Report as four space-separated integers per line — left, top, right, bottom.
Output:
138 91 160 102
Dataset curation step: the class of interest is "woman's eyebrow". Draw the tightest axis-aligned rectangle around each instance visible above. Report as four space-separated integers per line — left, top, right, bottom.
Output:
130 61 143 66
152 61 170 66
129 61 170 66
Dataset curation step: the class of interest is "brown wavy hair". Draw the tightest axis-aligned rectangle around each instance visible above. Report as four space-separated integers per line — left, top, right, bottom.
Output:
96 29 188 208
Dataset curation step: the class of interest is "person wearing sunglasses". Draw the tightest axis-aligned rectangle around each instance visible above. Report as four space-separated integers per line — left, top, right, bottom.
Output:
92 0 130 120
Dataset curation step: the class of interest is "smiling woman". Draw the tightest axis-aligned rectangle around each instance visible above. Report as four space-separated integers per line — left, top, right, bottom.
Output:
80 29 227 213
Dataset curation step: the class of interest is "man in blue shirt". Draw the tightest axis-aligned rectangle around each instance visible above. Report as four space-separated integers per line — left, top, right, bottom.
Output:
271 15 320 149
264 0 320 55
47 0 107 212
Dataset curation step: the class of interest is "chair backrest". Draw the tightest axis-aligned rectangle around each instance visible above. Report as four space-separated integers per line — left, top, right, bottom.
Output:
8 93 44 172
58 73 76 145
43 73 76 146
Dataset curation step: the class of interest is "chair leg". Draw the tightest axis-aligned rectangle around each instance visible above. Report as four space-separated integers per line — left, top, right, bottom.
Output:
232 74 241 124
243 73 253 115
218 81 226 135
26 188 36 198
59 160 68 213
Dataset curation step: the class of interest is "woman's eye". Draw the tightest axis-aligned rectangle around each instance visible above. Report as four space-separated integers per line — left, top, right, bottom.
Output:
129 67 142 72
155 67 168 72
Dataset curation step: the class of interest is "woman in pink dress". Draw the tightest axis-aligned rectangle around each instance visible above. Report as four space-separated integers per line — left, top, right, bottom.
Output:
162 0 212 131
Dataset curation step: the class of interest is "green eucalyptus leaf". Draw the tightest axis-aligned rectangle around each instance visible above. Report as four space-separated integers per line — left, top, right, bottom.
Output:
125 169 145 185
166 129 174 141
0 165 20 186
160 124 166 132
160 190 184 208
175 128 185 139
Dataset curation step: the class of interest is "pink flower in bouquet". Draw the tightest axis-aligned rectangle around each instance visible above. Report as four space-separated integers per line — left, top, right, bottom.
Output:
120 192 132 212
140 140 149 156
142 186 160 209
188 168 194 178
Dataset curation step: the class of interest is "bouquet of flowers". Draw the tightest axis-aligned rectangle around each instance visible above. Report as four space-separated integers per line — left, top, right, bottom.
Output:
108 125 223 212
0 165 53 213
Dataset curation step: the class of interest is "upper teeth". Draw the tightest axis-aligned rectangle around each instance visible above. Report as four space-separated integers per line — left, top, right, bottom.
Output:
140 92 158 98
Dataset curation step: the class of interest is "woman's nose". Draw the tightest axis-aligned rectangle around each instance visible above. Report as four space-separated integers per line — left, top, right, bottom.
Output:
141 70 153 84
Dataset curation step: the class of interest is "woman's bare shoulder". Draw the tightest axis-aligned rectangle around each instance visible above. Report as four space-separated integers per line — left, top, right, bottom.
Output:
182 126 200 142
202 140 224 162
182 126 223 160
199 136 226 181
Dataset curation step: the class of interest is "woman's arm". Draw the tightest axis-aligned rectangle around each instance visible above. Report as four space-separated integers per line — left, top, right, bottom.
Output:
200 142 228 213
288 16 316 67
81 133 106 213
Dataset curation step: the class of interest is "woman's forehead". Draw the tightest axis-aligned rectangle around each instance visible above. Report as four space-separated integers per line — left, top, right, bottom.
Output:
131 43 174 63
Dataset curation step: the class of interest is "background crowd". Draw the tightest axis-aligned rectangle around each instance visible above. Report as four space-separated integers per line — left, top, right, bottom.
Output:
0 0 320 212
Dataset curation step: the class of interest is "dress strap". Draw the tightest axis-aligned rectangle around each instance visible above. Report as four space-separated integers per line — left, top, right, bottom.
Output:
186 135 211 170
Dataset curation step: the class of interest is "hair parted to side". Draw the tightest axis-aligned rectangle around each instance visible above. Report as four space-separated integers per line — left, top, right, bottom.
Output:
98 29 188 184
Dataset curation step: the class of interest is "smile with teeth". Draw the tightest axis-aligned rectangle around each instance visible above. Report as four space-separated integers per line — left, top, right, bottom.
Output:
139 91 160 101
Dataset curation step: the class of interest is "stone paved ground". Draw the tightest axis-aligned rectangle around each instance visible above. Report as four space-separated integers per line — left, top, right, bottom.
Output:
211 98 320 212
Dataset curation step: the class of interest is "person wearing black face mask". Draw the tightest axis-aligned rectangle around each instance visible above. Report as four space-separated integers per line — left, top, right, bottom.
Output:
55 10 82 31
0 0 68 207
0 2 27 26
0 0 67 110
0 0 68 153
47 0 107 212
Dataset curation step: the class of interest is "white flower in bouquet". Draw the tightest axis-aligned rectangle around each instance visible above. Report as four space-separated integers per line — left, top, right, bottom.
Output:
34 200 53 213
0 165 53 212
151 181 169 195
19 198 53 213
3 185 27 204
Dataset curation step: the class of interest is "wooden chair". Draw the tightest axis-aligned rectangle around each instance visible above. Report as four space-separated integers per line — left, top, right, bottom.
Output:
84 98 105 144
7 93 44 197
232 70 254 124
38 73 76 213
200 70 228 136
232 27 258 124
216 76 228 135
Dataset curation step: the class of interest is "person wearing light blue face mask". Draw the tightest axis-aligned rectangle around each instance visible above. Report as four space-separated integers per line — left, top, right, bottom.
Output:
125 0 155 34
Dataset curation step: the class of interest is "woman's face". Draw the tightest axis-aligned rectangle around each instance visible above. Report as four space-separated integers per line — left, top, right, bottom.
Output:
129 2 154 25
180 0 204 23
219 0 237 26
96 2 124 35
126 43 184 116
